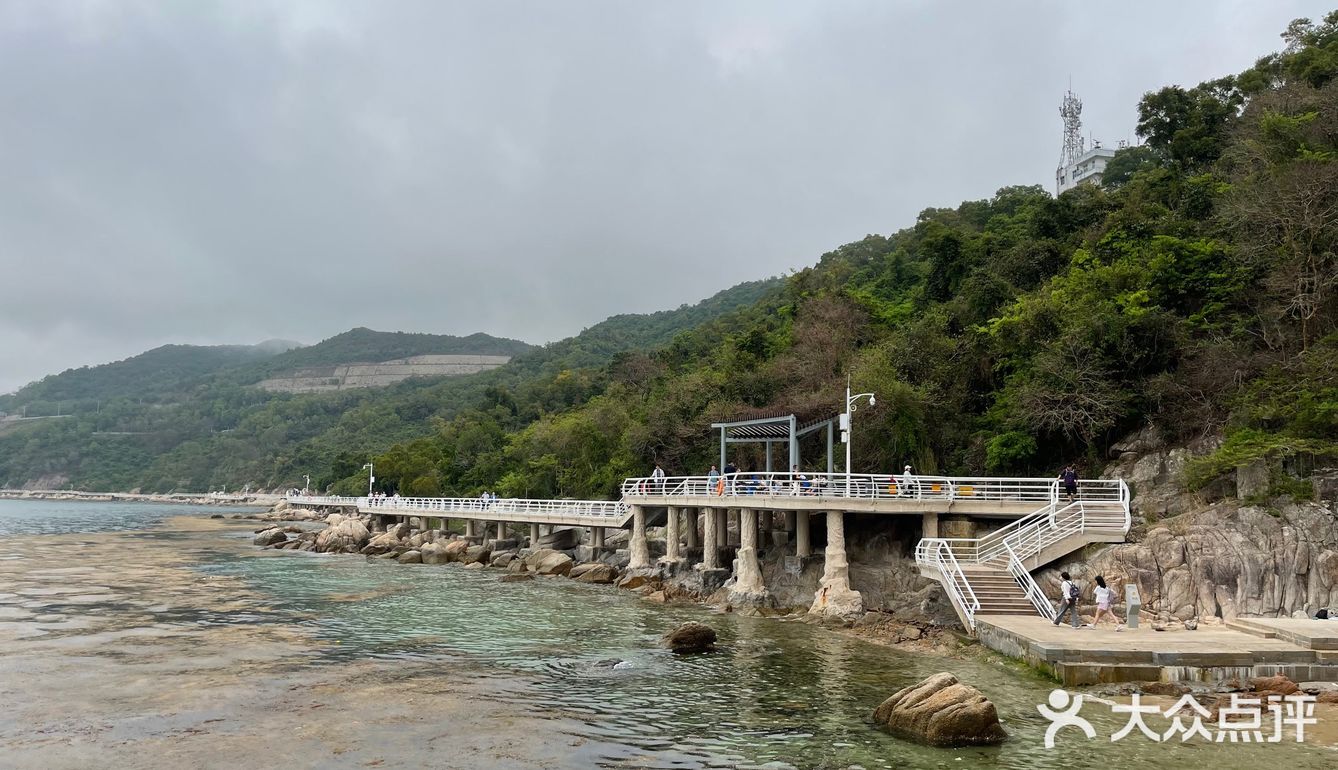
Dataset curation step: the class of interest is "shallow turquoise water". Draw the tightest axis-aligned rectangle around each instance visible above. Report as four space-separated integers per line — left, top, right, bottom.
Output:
2 499 1335 768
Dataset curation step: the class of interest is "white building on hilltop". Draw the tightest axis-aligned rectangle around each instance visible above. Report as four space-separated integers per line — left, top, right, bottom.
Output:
1054 89 1120 195
1057 144 1118 194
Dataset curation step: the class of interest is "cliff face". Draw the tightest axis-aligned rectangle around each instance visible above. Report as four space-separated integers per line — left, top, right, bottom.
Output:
1040 433 1338 621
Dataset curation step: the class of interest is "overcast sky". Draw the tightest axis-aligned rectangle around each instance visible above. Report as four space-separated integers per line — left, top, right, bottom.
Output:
1 1 1327 393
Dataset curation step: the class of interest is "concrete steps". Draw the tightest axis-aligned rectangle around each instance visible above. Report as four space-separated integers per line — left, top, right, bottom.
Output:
961 568 1041 617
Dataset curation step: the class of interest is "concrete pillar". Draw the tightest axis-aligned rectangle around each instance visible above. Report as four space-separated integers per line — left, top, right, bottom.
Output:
530 522 540 545
795 511 811 557
465 520 475 538
729 509 740 546
715 508 728 553
922 512 938 539
495 520 507 541
701 509 720 570
685 509 701 549
728 509 767 601
664 506 681 561
809 511 863 619
628 505 651 570
592 526 605 549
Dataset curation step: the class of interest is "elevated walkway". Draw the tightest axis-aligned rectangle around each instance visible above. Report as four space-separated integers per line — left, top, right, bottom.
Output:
289 495 632 528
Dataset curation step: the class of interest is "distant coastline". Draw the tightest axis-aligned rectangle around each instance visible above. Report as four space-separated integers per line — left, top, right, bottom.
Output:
0 489 280 507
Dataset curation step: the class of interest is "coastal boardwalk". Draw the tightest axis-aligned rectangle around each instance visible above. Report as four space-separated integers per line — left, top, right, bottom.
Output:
291 474 1338 684
291 472 1128 623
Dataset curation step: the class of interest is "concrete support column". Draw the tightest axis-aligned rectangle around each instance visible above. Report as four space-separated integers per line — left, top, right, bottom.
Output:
465 520 475 538
795 511 811 557
728 508 767 602
809 511 863 619
685 509 701 549
715 508 729 553
592 526 605 549
664 506 681 562
495 520 507 541
728 509 740 546
701 509 720 570
628 505 651 570
922 512 938 539
530 522 540 545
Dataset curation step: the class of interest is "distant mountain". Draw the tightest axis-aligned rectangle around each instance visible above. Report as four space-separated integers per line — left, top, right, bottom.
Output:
0 343 283 411
0 281 781 491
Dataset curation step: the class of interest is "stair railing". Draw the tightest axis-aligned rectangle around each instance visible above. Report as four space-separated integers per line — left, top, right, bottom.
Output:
1005 540 1057 621
916 538 981 629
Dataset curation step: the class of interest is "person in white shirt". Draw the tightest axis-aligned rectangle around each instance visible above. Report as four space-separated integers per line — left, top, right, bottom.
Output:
1088 574 1121 629
1053 571 1081 628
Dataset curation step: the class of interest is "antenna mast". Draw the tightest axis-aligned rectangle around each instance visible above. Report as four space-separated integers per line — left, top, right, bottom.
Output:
1058 89 1084 170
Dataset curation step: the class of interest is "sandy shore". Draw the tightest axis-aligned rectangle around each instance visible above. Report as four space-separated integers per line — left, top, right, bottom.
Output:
0 517 625 769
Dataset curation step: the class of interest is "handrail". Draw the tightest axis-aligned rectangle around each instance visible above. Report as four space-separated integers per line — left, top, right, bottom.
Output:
921 539 981 629
621 473 1126 504
1005 540 1057 621
288 495 628 520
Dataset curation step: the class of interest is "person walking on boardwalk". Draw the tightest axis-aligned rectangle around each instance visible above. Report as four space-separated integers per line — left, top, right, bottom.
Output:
707 464 720 495
1059 464 1079 502
1053 571 1081 628
651 463 666 493
723 460 738 494
899 465 916 498
1088 575 1119 629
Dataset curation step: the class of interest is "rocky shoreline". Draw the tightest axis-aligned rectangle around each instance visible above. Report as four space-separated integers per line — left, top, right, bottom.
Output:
241 500 957 654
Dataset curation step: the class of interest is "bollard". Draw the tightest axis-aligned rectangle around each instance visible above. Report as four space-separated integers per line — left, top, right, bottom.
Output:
1125 583 1141 629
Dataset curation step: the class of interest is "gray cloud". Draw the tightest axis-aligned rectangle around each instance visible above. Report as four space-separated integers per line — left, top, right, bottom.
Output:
0 0 1326 392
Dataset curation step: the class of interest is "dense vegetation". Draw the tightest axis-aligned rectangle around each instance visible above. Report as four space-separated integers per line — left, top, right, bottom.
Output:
0 282 778 491
342 14 1338 502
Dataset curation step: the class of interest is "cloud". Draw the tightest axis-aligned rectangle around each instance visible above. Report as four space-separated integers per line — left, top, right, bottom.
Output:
0 0 1324 392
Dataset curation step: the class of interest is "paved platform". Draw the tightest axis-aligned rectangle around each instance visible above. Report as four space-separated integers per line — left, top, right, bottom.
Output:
975 615 1338 686
1227 617 1338 650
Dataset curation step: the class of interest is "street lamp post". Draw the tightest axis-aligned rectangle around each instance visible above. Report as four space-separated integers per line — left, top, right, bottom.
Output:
841 375 875 497
362 463 374 498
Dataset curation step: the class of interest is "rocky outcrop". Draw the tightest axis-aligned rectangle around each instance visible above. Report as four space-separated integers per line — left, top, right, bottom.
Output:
872 672 1006 747
573 563 618 584
525 549 574 576
662 622 716 654
420 542 449 564
253 528 287 547
315 518 371 552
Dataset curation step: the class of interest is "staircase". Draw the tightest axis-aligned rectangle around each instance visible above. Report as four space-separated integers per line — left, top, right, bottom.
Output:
914 481 1131 632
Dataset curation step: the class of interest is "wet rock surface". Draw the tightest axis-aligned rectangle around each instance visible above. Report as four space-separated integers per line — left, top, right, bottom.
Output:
662 621 717 654
872 672 1007 747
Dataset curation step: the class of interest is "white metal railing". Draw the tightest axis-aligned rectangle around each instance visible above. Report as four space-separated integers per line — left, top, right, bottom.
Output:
919 538 981 627
621 473 1126 505
288 495 627 520
913 480 1130 628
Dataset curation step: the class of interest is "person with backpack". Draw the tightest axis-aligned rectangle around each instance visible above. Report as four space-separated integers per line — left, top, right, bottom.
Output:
1059 464 1079 502
1053 571 1081 628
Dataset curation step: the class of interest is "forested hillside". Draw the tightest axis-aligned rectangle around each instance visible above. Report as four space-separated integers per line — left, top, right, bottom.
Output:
348 14 1338 502
0 280 779 491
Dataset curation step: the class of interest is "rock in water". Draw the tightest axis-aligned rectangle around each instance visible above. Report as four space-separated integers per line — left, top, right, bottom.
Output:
871 672 1007 747
397 550 422 564
254 528 287 547
315 519 370 552
525 548 574 576
575 563 618 584
662 622 717 654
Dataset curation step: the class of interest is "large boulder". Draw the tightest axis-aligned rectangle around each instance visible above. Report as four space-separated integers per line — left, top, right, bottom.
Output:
397 550 423 564
574 563 619 584
254 528 287 547
525 548 574 576
462 545 492 565
443 539 471 562
662 622 717 654
315 518 371 552
490 552 517 568
872 672 1007 747
420 542 449 565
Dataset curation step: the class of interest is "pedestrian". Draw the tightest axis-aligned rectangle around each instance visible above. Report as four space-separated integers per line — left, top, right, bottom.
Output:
1053 571 1081 628
723 460 738 494
789 465 807 496
899 465 916 498
651 463 666 493
1059 464 1079 502
1088 575 1120 629
707 464 720 495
